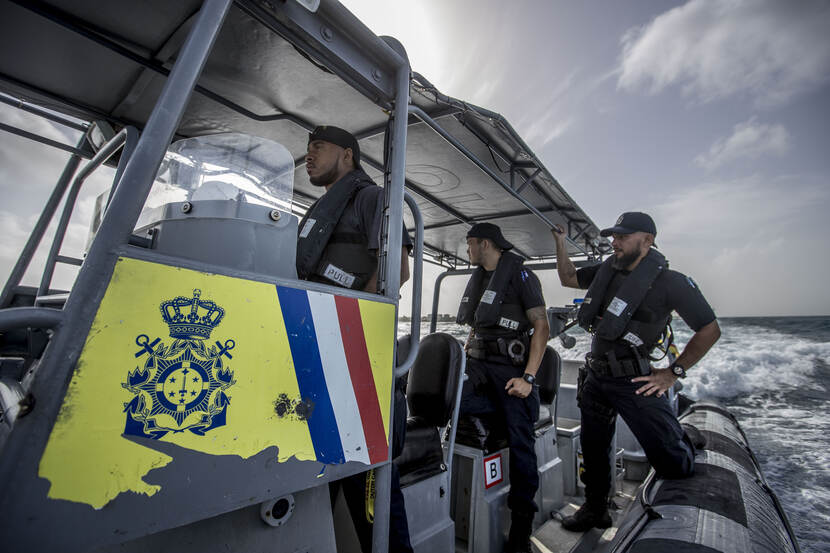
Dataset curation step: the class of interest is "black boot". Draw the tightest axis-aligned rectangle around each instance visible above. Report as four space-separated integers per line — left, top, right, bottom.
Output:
505 512 534 553
560 501 612 532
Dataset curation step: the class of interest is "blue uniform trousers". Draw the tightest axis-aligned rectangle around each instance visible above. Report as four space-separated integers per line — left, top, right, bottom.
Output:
461 357 540 515
579 370 695 505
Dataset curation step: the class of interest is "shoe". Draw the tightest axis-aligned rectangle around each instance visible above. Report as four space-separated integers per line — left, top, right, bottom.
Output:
505 512 533 553
560 502 612 532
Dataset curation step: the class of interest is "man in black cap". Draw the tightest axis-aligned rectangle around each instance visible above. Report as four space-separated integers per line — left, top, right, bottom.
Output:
456 223 550 553
551 212 721 532
296 126 413 552
296 125 411 292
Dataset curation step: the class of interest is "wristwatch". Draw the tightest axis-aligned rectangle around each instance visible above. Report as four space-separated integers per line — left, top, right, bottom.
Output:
670 362 686 379
522 373 536 385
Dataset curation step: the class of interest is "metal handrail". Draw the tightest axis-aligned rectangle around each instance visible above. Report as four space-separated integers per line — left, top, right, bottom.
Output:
0 135 85 309
394 192 424 379
0 307 64 332
408 104 590 257
444 349 466 480
36 126 139 299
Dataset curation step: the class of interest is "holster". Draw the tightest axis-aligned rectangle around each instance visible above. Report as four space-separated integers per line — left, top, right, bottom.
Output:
587 349 651 378
464 359 488 394
576 364 588 408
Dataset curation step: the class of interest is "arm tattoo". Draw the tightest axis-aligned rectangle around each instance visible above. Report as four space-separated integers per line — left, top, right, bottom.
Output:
526 306 547 321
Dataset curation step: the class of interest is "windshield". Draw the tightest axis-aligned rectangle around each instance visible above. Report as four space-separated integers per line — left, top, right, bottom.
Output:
137 133 294 228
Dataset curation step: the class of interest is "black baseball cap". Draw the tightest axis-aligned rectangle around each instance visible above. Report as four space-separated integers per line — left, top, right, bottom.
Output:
467 223 514 251
308 125 361 168
600 212 657 238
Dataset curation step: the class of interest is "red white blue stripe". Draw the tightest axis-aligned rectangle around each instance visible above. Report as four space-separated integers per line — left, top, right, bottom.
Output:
276 285 387 465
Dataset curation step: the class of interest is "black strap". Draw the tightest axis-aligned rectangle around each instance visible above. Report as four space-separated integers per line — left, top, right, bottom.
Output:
295 170 372 279
456 251 524 328
578 248 667 341
587 354 650 378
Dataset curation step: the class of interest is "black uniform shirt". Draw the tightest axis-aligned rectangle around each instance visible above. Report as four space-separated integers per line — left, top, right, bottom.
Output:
576 263 716 358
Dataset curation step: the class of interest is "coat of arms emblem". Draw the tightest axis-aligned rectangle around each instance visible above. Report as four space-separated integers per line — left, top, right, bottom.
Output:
123 289 236 439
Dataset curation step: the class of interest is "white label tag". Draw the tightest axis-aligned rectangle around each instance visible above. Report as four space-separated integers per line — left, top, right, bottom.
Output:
583 296 592 304
481 290 497 304
498 317 519 330
607 297 627 317
483 453 503 489
461 296 469 303
299 218 316 238
322 263 356 288
622 332 644 347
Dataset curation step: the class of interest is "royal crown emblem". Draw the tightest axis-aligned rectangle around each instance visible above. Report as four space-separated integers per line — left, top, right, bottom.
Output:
160 289 225 340
122 289 236 440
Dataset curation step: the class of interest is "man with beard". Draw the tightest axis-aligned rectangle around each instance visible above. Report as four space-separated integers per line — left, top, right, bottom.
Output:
296 126 413 552
551 212 720 532
456 223 549 553
297 125 410 291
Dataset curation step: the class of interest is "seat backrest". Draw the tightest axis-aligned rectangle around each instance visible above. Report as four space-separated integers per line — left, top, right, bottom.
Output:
406 332 463 427
536 345 561 406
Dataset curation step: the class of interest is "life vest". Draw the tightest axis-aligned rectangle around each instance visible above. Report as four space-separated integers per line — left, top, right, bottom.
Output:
577 248 669 354
456 251 530 337
295 170 377 290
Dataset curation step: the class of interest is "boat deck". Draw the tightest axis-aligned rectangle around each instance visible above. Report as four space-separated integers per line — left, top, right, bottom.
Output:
533 481 641 553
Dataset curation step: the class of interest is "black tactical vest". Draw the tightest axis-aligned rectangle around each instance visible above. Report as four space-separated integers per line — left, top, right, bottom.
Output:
296 170 378 290
456 251 530 338
578 248 670 354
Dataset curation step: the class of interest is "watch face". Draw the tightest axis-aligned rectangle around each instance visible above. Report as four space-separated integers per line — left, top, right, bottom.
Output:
672 365 683 376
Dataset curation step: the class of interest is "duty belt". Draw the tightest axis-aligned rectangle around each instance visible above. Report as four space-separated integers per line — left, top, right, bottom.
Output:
468 334 527 367
586 354 651 379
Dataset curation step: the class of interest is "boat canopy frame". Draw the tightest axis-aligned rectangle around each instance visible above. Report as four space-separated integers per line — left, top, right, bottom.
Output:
0 1 607 551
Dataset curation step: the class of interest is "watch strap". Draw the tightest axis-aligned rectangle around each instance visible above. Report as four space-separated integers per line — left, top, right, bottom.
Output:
670 362 686 379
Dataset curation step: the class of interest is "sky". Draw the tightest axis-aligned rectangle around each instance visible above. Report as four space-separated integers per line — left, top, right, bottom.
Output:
1 0 829 317
340 0 830 317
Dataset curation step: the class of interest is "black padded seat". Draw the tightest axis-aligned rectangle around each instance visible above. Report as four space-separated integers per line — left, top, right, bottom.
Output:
394 417 445 487
455 415 509 453
394 333 464 486
537 346 561 406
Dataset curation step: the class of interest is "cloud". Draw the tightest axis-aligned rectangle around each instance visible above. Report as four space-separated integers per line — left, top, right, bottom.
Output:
694 117 791 170
650 173 830 315
0 108 115 291
515 71 579 148
617 0 830 106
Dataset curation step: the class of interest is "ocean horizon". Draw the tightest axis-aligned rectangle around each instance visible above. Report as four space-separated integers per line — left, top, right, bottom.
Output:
398 315 830 553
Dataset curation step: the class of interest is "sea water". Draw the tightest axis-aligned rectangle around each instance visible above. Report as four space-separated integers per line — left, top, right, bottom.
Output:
399 316 830 552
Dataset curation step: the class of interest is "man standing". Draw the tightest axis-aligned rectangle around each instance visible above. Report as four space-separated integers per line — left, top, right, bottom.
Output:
456 223 549 553
552 212 720 532
296 125 412 552
297 125 410 291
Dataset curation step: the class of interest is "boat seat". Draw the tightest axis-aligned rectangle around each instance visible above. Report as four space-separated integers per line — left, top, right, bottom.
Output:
395 418 444 487
394 332 464 487
455 346 561 448
534 346 561 430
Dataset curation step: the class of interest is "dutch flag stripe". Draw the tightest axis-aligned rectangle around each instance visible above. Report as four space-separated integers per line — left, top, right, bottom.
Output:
276 285 345 464
307 291 371 464
334 295 388 465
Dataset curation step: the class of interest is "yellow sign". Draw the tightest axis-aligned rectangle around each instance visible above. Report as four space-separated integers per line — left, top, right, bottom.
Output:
39 257 396 509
